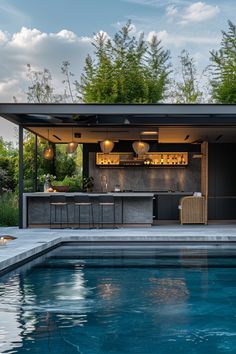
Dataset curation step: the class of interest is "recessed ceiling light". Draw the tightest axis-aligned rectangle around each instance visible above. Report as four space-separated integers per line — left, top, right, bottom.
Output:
141 131 158 135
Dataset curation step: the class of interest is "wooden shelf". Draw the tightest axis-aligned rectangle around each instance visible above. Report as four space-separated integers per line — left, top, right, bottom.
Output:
96 152 188 167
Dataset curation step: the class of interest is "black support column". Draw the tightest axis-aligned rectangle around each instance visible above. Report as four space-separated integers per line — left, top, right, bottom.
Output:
34 134 38 192
19 125 24 229
82 143 89 179
51 143 56 176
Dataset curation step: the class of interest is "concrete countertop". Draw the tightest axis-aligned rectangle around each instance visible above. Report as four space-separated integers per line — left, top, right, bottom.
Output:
24 191 193 197
153 191 193 195
24 192 155 197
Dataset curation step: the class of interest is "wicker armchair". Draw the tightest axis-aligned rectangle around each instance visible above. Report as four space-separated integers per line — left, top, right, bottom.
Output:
179 196 206 224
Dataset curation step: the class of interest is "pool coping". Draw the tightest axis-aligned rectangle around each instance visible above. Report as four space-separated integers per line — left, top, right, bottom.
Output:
1 225 236 274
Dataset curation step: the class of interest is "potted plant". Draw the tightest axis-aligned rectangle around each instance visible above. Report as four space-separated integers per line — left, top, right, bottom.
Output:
54 175 83 192
52 180 70 192
83 176 94 192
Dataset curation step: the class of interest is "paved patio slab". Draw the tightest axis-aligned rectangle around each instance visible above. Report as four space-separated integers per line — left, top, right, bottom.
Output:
1 224 236 274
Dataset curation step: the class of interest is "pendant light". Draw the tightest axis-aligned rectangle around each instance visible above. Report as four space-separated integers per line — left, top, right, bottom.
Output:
66 128 78 154
43 129 54 160
100 139 114 154
132 140 150 155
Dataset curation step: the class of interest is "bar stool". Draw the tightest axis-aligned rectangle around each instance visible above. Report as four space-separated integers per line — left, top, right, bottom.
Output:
74 195 94 228
98 195 116 228
49 195 68 229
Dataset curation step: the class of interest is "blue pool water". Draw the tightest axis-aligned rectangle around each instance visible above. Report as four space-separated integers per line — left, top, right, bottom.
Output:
1 243 236 353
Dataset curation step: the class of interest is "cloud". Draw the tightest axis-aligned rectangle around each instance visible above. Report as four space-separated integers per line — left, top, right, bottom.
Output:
126 0 220 25
179 2 220 24
123 0 188 8
0 30 7 44
0 27 93 103
166 5 178 17
147 29 219 47
0 79 23 102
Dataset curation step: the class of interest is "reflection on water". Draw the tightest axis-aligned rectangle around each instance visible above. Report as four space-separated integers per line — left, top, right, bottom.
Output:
0 275 24 352
97 278 120 301
147 277 189 304
1 245 236 353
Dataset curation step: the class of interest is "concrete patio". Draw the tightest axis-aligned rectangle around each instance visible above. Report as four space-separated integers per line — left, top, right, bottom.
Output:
1 223 236 274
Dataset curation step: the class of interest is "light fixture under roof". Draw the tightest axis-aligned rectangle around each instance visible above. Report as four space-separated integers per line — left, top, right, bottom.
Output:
66 128 78 154
141 131 158 136
132 141 150 155
43 129 54 160
43 146 54 160
100 139 114 154
66 142 78 154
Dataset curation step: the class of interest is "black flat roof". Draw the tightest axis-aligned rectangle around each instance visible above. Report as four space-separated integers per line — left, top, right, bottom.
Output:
1 103 236 127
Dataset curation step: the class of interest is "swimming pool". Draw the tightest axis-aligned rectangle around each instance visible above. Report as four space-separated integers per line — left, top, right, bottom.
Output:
1 242 236 353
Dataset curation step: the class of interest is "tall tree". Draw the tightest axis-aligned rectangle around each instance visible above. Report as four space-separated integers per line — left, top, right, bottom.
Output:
170 50 203 103
77 21 171 103
145 35 171 102
25 64 64 103
210 20 236 103
61 61 76 103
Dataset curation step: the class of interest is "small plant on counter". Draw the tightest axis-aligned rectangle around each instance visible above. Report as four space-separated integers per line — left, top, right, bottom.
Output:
52 175 83 192
83 176 94 192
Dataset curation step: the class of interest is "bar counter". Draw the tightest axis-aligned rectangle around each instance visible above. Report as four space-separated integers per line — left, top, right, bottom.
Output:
23 192 154 228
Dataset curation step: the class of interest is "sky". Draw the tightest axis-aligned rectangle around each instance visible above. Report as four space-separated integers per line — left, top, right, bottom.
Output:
0 0 235 142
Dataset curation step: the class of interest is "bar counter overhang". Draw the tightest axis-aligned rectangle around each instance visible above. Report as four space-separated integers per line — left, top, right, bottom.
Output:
1 103 236 229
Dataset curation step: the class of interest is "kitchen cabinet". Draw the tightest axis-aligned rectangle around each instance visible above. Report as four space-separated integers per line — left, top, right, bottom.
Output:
153 193 192 220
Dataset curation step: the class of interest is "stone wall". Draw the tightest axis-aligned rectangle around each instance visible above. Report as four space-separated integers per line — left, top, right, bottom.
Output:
89 152 201 192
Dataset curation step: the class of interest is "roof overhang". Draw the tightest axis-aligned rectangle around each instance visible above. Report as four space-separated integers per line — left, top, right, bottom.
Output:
1 103 236 127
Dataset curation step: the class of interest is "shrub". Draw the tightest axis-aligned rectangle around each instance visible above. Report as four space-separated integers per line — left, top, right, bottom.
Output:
0 192 19 226
0 157 16 192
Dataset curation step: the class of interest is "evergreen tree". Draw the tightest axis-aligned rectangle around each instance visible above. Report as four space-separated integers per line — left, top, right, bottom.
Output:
146 35 171 102
77 21 171 103
210 20 236 103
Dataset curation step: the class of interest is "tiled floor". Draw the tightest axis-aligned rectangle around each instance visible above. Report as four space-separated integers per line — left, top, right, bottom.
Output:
1 223 236 273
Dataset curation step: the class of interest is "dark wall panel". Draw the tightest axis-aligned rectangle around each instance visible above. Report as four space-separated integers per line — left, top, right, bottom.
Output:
208 144 236 220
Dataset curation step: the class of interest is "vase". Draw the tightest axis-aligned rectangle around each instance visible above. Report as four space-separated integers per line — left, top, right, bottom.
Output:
44 181 51 192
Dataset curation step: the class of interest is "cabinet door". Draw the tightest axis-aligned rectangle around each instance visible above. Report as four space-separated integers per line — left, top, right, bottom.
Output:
153 196 158 220
208 197 216 220
171 195 181 220
215 198 236 220
158 195 172 220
